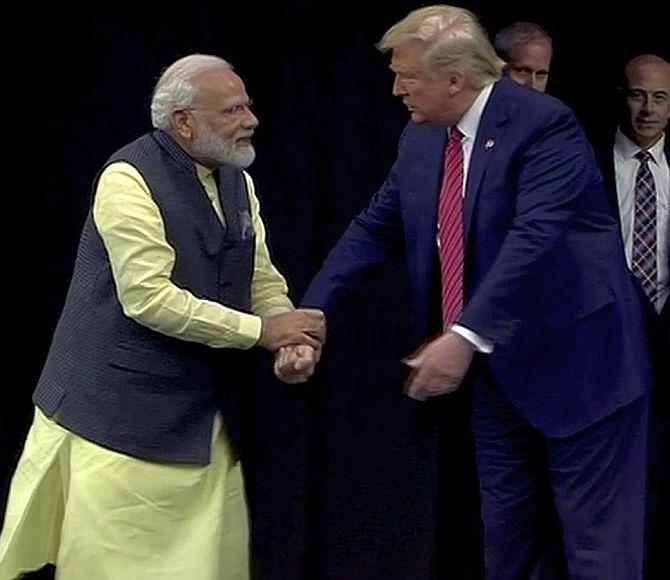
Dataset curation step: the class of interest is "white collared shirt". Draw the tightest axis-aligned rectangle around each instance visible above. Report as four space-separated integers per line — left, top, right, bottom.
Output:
452 82 495 198
445 83 495 352
613 128 669 313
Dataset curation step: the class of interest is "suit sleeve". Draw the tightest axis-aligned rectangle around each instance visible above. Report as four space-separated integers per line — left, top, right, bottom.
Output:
458 106 597 345
301 153 405 311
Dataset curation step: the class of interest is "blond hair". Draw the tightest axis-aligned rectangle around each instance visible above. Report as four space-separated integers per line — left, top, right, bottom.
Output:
377 5 504 89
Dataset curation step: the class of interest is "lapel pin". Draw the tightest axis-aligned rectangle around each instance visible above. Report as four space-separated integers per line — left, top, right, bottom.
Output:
485 139 495 151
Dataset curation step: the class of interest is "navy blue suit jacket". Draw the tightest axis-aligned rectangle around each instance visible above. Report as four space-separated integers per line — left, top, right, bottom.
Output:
304 78 652 437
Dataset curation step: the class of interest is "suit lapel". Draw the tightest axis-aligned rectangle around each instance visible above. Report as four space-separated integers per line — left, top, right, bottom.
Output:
464 81 509 243
409 124 446 260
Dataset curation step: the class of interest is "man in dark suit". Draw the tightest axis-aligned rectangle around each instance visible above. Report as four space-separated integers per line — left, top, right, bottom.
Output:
301 6 653 579
598 53 669 579
601 54 668 362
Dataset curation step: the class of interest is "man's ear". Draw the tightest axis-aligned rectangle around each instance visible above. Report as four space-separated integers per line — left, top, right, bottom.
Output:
171 110 193 140
447 71 467 95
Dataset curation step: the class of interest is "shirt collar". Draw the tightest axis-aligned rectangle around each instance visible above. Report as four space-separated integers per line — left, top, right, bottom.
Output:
615 126 665 165
451 82 495 140
195 162 216 182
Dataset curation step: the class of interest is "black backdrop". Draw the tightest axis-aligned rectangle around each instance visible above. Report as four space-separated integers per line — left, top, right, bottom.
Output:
2 2 668 579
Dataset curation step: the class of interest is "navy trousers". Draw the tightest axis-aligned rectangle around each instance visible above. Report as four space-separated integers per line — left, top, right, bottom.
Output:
473 379 648 580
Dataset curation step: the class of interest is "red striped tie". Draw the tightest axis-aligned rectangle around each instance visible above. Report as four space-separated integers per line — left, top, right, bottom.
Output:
438 128 464 328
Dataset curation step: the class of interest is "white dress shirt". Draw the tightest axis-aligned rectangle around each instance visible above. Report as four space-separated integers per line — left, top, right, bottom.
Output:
613 128 669 313
446 83 495 352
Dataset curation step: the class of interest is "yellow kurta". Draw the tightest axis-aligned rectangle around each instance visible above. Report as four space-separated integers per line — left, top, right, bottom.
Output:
0 161 293 579
0 410 247 580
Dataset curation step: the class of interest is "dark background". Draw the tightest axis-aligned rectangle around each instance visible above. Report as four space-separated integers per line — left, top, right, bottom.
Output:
2 2 668 578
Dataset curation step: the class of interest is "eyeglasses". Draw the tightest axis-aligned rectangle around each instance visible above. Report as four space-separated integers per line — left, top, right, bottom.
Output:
183 99 255 118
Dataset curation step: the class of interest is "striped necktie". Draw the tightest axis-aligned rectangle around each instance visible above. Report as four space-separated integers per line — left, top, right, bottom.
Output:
438 128 464 328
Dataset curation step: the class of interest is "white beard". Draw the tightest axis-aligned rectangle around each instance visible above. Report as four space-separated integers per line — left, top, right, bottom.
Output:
191 125 256 168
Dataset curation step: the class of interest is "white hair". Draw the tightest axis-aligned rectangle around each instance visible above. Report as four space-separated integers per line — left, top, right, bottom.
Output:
150 54 232 130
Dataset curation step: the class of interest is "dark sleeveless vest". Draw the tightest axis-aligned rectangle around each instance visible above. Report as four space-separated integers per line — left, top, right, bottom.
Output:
34 130 256 463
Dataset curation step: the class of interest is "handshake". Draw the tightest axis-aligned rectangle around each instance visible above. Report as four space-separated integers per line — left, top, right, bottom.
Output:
258 309 326 384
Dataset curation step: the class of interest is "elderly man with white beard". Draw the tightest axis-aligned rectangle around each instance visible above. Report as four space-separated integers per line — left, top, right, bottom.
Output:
0 54 324 580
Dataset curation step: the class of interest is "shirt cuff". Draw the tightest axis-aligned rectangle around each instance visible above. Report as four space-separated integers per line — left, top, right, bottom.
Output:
451 324 494 353
236 313 263 349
